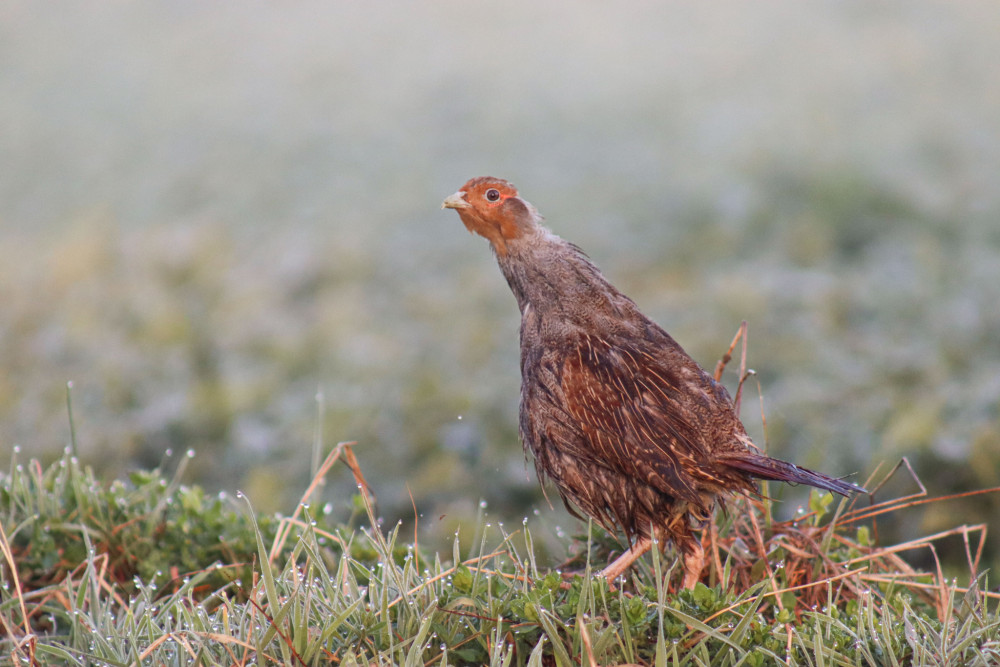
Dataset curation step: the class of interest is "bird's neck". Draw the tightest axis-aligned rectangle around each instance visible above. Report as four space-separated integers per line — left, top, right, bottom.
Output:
495 229 624 320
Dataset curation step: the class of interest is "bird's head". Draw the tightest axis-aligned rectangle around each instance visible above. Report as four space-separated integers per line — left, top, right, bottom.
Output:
442 177 542 256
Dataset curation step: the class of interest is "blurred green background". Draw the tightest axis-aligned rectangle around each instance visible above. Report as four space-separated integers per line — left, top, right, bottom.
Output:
2 3 999 565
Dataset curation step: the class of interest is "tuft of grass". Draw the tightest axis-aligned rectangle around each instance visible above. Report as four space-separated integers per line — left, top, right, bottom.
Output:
1 446 999 666
0 446 280 602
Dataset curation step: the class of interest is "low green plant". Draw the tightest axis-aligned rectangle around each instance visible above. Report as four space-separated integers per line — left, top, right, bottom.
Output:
1 446 998 666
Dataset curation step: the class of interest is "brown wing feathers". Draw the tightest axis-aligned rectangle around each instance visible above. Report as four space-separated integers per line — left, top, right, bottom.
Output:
559 334 722 503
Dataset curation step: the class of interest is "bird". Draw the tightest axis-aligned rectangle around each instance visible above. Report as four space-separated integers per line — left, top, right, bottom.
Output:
442 176 865 588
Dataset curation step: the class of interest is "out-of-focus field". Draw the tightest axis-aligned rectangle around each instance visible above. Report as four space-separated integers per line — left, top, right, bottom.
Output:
1 3 999 562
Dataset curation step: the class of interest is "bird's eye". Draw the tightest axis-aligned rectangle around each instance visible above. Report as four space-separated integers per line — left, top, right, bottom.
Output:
485 188 501 202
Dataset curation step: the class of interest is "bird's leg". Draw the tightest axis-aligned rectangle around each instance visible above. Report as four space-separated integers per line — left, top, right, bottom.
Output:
600 536 652 584
680 540 706 589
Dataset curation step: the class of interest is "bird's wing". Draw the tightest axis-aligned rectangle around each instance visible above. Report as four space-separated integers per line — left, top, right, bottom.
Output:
549 331 738 506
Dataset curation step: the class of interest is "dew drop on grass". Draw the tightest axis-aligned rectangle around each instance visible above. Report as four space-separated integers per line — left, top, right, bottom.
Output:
480 500 488 508
186 449 195 458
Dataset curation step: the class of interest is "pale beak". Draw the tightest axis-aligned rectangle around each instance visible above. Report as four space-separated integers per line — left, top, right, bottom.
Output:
442 191 470 210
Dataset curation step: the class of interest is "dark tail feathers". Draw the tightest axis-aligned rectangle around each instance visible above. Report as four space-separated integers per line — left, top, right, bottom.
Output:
719 453 866 497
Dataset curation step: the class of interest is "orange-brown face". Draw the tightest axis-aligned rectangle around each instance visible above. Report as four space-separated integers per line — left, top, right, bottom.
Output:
442 177 537 256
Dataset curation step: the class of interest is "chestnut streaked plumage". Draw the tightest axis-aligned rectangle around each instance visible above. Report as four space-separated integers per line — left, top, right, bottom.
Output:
443 177 864 588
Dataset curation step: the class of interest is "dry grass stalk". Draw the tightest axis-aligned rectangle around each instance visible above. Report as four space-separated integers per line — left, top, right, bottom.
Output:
702 324 1000 616
700 459 1000 620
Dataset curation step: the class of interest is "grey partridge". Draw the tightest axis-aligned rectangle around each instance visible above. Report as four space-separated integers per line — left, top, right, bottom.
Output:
443 176 864 588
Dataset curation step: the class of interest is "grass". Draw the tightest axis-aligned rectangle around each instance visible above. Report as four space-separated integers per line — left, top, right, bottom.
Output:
3 443 999 666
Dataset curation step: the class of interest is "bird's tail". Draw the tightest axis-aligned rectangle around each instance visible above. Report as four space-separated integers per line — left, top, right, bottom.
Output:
718 453 866 497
